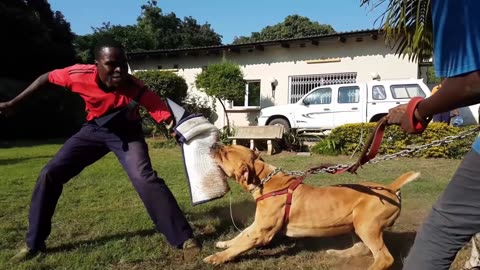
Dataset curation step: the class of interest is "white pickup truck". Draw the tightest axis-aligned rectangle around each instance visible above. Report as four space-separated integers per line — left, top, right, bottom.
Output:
257 79 432 133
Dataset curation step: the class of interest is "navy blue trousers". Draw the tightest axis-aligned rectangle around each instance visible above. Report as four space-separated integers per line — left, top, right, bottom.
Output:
26 122 193 250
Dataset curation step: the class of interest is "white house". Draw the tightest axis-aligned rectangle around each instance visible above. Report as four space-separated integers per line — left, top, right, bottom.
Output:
128 29 431 128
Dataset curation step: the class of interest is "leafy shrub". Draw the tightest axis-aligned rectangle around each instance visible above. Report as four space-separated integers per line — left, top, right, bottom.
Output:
311 122 477 159
281 130 307 152
219 125 235 145
182 93 214 119
140 116 169 138
149 138 178 149
134 70 188 138
195 62 245 102
310 137 341 156
195 61 245 129
134 70 187 105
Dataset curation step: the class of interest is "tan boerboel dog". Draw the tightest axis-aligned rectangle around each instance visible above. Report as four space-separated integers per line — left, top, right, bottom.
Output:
205 144 420 270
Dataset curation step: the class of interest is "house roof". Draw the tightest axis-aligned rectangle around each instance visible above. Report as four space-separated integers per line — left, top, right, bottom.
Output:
127 29 383 58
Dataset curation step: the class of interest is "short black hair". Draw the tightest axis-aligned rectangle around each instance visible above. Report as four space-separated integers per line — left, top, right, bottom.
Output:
94 39 125 60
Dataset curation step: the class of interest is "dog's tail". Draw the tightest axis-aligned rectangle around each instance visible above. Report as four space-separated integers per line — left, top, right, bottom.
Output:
387 172 420 192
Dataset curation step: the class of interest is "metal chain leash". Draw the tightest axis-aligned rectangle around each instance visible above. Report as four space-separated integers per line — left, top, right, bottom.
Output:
283 169 307 178
368 126 480 164
307 126 480 174
249 168 283 193
307 163 352 175
250 168 307 193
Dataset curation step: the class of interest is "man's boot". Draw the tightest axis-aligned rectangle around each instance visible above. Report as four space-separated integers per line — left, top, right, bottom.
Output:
10 246 46 263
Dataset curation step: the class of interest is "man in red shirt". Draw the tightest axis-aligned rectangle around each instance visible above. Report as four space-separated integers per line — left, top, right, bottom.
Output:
0 40 200 262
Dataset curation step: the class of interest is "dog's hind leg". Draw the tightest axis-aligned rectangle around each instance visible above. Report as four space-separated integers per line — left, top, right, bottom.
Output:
354 224 394 270
326 242 371 257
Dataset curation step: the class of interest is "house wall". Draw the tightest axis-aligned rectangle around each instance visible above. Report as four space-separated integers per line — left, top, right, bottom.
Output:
129 36 418 128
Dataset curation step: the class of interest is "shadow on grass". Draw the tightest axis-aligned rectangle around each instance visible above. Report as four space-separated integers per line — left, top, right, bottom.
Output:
191 199 416 269
0 138 67 149
46 229 157 254
211 231 415 269
190 199 256 241
0 155 54 165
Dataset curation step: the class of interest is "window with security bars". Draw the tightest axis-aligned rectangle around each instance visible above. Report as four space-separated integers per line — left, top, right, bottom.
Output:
303 88 332 105
338 86 360 103
288 72 357 103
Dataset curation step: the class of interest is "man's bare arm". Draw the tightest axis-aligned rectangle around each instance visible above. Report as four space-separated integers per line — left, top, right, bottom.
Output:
417 71 480 120
7 72 51 107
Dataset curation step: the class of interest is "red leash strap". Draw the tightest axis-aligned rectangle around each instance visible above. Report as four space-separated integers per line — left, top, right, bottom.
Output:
344 117 387 174
332 167 350 174
311 97 429 174
407 97 428 134
307 117 387 175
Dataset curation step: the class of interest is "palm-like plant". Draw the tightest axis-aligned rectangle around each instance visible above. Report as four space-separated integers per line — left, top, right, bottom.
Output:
361 0 433 62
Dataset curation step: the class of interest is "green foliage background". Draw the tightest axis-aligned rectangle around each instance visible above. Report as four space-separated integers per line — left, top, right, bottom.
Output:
311 122 476 159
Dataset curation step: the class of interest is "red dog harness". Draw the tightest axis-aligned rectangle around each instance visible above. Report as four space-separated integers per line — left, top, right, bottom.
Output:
255 176 304 224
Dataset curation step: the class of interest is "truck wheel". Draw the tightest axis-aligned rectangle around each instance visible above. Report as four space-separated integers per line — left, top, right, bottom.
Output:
268 118 290 133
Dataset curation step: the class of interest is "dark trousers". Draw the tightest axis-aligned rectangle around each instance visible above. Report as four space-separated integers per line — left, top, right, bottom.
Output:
432 111 451 124
403 150 480 269
26 122 193 250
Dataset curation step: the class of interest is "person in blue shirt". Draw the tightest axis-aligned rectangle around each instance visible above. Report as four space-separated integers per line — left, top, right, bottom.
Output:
387 1 480 269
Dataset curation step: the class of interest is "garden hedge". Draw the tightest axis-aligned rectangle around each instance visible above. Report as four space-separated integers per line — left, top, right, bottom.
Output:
311 122 478 159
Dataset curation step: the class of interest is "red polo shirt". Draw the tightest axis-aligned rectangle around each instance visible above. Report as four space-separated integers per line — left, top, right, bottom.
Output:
48 64 171 123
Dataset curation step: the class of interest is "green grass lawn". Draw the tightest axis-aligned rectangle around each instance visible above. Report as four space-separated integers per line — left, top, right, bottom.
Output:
0 140 472 270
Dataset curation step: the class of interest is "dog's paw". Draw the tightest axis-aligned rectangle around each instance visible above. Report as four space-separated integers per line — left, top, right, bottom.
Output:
215 241 230 249
203 253 227 265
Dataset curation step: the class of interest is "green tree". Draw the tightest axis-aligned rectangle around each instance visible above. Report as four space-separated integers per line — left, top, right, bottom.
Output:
180 16 222 48
75 23 156 63
75 1 222 63
0 0 84 139
233 15 335 44
136 1 182 49
1 0 77 79
360 0 433 62
195 62 246 129
426 66 441 84
137 1 222 48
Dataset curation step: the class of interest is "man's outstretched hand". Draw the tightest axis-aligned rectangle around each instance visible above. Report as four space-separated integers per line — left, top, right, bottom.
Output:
165 116 177 138
0 101 14 117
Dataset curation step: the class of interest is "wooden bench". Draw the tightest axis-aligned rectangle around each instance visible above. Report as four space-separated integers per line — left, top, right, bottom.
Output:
229 126 284 155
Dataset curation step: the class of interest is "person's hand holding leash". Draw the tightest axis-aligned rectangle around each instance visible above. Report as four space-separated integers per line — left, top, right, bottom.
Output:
387 97 431 134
